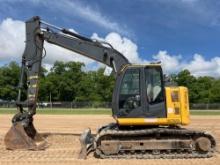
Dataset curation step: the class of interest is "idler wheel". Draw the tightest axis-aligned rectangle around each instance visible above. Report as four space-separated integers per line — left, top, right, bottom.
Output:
195 137 211 152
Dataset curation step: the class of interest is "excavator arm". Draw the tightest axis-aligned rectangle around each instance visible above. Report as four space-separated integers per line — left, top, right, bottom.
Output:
17 16 129 119
4 16 129 150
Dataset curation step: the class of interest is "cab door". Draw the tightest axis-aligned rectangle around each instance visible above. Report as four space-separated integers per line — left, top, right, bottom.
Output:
144 66 166 118
113 67 146 118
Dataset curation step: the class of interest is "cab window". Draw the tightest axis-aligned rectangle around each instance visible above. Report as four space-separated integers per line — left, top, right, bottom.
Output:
119 69 141 111
145 67 164 104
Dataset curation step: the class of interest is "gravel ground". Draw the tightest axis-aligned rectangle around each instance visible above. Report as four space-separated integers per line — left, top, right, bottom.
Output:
0 114 219 165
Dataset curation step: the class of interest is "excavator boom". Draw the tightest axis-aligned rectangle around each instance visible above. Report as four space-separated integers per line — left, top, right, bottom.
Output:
4 16 129 151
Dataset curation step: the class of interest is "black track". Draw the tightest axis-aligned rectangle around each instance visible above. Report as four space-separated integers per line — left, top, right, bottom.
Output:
94 124 216 159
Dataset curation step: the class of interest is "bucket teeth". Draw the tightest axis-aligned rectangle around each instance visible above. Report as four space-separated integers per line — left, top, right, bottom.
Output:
4 122 48 150
78 128 94 159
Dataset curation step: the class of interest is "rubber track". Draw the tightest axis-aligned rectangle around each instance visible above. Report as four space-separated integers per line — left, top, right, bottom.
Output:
94 125 216 159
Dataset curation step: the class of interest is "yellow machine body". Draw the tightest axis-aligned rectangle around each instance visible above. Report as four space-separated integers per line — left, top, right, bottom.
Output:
116 86 190 126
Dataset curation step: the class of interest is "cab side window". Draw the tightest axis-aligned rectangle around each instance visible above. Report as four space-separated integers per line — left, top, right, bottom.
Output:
145 67 164 104
120 69 140 95
119 69 141 111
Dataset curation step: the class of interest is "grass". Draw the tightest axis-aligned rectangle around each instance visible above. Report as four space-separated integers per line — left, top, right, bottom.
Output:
0 108 220 115
0 108 111 115
190 110 220 115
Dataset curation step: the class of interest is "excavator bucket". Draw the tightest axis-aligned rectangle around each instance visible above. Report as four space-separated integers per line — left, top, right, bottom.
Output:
4 122 48 150
78 128 94 159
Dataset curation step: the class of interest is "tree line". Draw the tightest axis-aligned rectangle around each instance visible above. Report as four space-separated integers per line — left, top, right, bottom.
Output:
0 61 220 103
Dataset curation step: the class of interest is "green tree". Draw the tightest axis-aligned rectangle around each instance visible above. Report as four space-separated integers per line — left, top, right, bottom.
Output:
75 68 115 102
175 70 198 103
174 69 220 103
196 76 214 103
0 62 20 101
2 61 219 104
94 68 115 102
210 79 220 103
39 61 85 101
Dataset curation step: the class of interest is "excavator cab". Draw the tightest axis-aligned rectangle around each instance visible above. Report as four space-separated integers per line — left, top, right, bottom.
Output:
110 64 192 127
112 65 166 119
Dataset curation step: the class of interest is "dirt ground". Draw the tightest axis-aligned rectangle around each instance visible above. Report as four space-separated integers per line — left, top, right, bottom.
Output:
0 114 219 165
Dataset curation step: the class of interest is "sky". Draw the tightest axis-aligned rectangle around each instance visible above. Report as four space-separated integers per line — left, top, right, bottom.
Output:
0 0 220 77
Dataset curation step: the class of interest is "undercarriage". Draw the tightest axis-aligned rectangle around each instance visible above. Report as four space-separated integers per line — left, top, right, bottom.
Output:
79 123 216 159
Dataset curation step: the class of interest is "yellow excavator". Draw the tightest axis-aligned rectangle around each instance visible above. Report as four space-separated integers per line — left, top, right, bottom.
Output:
4 16 216 159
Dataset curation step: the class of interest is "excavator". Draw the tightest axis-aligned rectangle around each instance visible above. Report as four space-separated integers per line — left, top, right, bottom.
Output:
4 16 216 159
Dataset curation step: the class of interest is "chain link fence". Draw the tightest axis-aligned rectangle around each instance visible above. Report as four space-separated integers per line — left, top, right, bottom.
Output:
37 101 112 108
0 101 16 108
0 101 112 109
190 103 220 110
0 101 220 110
